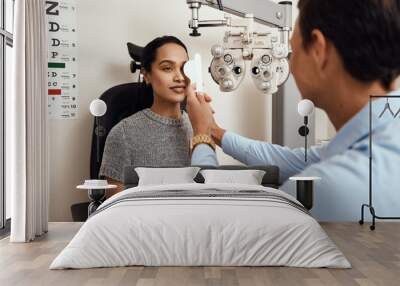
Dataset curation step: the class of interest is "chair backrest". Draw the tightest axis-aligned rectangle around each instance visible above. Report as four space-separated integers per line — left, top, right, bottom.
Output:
90 82 153 178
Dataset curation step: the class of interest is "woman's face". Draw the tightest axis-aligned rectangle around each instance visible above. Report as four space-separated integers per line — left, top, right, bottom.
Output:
144 43 189 104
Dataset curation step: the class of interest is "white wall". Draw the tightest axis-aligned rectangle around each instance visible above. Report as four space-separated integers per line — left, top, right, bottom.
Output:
278 0 313 150
282 0 335 147
49 0 279 221
314 108 336 144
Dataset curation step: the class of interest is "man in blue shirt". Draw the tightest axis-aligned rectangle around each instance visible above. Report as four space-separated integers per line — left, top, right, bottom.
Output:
187 0 400 221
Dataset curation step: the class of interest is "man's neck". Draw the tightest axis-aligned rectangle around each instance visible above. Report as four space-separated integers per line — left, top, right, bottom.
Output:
151 97 181 120
323 80 391 131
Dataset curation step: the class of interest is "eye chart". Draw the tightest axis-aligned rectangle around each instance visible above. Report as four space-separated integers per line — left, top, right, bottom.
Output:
46 0 79 119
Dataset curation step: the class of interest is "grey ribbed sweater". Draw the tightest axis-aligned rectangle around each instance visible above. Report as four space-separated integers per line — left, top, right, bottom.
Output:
99 108 193 182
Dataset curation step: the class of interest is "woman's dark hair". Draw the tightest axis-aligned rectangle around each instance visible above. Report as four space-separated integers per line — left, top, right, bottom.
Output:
298 0 400 89
141 35 188 72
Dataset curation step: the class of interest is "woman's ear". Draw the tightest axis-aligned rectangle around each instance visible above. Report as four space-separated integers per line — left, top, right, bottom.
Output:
141 68 151 85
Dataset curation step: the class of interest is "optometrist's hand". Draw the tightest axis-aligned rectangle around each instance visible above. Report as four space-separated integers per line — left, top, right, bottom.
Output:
186 84 215 136
186 83 213 103
186 84 226 146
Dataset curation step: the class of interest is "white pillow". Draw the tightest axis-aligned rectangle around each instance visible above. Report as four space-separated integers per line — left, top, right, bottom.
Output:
200 169 266 185
135 167 201 186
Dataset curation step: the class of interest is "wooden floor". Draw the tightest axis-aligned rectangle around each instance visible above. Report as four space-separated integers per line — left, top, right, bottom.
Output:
0 222 399 286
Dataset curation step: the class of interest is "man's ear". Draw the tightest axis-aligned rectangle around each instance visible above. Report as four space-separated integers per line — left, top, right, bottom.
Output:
310 29 329 73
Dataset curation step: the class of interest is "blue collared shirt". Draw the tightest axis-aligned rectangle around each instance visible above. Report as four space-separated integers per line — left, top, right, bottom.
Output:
191 91 400 221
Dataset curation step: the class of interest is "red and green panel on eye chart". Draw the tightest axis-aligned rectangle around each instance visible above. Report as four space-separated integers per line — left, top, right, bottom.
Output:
48 62 65 95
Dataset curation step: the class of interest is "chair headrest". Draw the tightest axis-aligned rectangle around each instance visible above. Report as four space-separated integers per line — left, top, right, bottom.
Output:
127 42 143 62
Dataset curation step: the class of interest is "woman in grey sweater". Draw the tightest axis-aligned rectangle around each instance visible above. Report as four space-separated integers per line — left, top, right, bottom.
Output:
99 36 193 196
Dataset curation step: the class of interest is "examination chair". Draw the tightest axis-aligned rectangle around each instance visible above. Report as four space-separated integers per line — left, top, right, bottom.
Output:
71 43 149 221
70 82 153 221
71 43 187 221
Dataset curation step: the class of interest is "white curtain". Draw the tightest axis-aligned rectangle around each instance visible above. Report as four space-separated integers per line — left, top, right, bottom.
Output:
8 0 49 242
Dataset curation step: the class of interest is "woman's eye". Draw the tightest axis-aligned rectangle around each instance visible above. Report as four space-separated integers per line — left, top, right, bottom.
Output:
162 66 172 71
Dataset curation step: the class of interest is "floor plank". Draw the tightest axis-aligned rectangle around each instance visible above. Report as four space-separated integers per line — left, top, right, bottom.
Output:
0 222 399 286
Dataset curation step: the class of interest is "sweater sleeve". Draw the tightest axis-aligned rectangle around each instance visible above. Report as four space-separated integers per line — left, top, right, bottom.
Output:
99 123 131 182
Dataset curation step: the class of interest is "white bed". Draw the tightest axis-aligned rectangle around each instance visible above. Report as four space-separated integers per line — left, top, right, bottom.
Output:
50 183 350 269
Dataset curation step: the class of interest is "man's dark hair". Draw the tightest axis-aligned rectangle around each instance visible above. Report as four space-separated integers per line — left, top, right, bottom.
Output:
141 35 188 72
298 0 400 89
